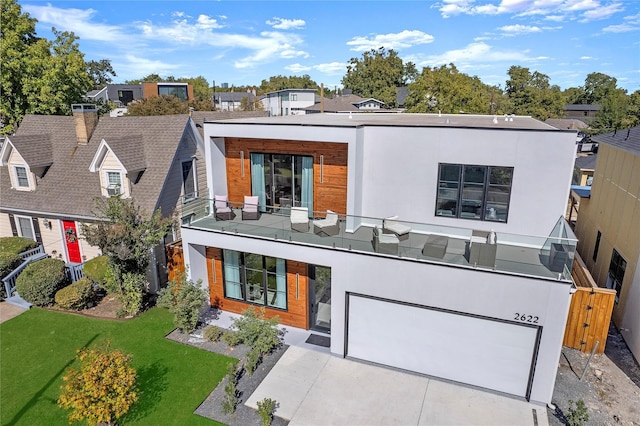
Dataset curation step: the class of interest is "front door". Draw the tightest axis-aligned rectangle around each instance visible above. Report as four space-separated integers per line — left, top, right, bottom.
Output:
62 220 82 263
309 265 331 332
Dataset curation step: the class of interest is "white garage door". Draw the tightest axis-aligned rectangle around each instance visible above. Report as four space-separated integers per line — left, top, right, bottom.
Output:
346 294 539 398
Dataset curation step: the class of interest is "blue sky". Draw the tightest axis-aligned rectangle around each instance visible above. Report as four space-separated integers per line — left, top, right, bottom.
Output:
22 0 640 92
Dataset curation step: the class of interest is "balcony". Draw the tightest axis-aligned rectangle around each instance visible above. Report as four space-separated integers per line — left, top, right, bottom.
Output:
181 197 577 282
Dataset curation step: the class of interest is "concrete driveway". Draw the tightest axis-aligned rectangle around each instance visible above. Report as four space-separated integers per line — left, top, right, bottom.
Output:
0 302 27 324
246 345 548 426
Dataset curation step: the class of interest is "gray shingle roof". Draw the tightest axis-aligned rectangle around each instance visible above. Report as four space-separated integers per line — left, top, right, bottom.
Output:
591 126 640 156
102 135 147 172
545 118 589 130
574 154 597 170
0 114 194 219
7 134 53 168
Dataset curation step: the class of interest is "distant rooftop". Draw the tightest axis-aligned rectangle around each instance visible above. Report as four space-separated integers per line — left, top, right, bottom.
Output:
574 154 597 170
204 113 575 132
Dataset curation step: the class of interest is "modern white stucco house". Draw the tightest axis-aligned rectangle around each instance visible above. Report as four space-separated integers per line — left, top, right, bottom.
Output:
261 89 317 116
180 113 578 404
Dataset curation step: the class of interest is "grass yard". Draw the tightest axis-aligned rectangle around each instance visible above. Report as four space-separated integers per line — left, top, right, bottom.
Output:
0 307 233 425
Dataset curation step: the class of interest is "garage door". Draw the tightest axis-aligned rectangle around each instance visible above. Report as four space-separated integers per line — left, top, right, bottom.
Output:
346 294 540 399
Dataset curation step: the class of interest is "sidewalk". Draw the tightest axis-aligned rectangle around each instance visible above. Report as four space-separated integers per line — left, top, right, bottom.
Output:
0 301 27 324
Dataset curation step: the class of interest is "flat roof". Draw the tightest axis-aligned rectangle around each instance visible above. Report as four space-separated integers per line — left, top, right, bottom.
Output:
204 113 574 132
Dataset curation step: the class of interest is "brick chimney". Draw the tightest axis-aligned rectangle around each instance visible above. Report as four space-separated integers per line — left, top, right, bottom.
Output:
72 104 98 145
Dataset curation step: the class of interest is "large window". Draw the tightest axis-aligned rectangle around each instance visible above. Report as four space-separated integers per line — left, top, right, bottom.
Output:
14 166 29 188
16 215 35 240
436 164 513 222
158 85 188 101
181 159 197 200
606 249 626 303
222 250 287 309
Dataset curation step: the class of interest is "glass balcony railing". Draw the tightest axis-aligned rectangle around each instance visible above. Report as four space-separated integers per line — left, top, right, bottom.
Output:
181 197 577 282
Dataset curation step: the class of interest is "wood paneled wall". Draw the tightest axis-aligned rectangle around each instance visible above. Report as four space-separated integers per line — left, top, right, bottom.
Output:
563 252 616 354
165 241 184 283
225 138 348 215
206 247 309 329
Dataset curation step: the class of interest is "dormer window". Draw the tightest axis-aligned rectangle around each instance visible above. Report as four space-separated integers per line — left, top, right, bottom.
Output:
106 171 123 196
14 166 30 188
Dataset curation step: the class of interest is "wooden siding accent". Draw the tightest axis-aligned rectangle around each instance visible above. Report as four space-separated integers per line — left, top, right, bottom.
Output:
206 247 309 329
563 252 616 354
225 138 348 215
166 241 185 283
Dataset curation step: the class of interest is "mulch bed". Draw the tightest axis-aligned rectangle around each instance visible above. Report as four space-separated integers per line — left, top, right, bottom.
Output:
166 326 290 426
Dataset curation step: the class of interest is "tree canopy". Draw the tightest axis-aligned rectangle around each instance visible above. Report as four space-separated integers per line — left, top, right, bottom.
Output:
259 74 318 93
504 66 564 120
87 59 116 89
126 95 190 116
404 64 504 114
0 0 110 134
342 47 417 108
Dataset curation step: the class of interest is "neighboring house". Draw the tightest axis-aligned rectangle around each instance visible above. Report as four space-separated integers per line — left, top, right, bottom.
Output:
214 91 259 112
261 89 317 116
180 112 578 404
563 104 600 124
0 104 206 291
572 126 640 361
85 82 194 108
305 94 389 114
573 154 597 187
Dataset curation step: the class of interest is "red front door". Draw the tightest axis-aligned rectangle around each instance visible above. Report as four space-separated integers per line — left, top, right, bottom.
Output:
62 220 82 263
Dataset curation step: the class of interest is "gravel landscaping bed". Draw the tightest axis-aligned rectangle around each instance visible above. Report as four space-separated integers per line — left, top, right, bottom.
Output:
166 326 290 426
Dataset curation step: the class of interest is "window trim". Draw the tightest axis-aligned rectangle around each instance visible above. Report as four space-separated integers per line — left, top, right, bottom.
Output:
435 163 514 223
104 169 124 196
15 214 35 240
606 249 626 304
181 158 198 201
222 250 288 311
13 165 30 188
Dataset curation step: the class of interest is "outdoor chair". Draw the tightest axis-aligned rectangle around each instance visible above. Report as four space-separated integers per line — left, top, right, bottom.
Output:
382 216 411 241
242 195 260 220
465 230 497 267
313 210 340 236
372 226 399 255
290 206 310 232
213 194 235 221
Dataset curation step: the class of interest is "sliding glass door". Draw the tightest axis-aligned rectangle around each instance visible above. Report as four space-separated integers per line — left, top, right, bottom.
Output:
250 153 313 216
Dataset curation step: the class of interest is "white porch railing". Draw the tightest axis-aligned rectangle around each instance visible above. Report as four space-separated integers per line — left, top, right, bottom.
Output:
3 245 47 298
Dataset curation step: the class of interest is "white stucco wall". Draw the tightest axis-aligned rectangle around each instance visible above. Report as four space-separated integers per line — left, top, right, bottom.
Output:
182 228 572 404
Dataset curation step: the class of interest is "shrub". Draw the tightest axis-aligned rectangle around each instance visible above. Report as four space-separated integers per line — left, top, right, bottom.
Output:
257 398 277 426
55 278 94 310
245 347 262 376
58 342 138 426
222 362 239 414
229 308 281 356
117 273 145 317
157 272 207 333
203 325 224 342
566 400 589 426
82 255 108 286
222 330 243 347
15 258 68 306
0 236 39 255
0 252 22 299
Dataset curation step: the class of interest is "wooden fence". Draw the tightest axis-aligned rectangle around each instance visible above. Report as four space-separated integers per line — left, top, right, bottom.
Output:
166 241 185 283
563 252 616 354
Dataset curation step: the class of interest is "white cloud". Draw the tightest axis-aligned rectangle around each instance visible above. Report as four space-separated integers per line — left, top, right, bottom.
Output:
285 63 312 73
498 24 542 35
580 56 595 59
315 62 347 74
116 54 183 78
544 15 566 22
346 30 434 51
23 4 127 43
580 2 624 22
415 42 535 67
266 17 306 30
602 12 640 32
197 15 223 30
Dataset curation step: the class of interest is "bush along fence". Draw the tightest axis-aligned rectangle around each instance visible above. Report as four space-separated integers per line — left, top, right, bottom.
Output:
3 245 86 302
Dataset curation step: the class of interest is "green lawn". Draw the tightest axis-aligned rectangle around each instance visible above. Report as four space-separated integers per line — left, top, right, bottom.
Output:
1 307 233 425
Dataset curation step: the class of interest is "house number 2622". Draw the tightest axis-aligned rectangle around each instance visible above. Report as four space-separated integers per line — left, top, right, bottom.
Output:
514 313 539 323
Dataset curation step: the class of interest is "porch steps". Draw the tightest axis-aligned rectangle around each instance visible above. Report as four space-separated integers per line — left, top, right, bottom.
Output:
5 294 32 310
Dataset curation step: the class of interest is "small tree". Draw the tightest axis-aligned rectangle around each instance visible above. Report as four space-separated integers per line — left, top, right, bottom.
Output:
566 399 589 426
58 343 138 426
82 195 172 315
157 272 207 333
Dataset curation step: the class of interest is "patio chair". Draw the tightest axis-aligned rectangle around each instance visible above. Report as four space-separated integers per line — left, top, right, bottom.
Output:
383 216 411 241
213 194 235 221
313 210 340 236
465 230 497 267
242 195 260 220
372 226 399 255
290 206 310 232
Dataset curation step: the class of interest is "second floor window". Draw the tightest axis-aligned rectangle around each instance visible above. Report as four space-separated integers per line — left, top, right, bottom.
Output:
436 164 514 223
14 166 29 187
181 159 197 200
106 171 123 196
607 249 626 303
